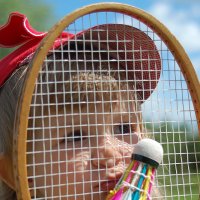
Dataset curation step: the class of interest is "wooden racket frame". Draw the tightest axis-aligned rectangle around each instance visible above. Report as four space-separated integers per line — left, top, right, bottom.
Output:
13 2 200 199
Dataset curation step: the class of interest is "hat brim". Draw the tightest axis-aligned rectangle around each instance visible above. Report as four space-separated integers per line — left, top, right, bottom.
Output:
65 24 161 102
0 14 161 102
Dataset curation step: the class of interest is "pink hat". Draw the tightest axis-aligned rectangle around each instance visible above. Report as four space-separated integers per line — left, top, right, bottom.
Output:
0 12 161 102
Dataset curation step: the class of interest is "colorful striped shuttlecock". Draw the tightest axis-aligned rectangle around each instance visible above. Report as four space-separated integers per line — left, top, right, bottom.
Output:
106 139 163 200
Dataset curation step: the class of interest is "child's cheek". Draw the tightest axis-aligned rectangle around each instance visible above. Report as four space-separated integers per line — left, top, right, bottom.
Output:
123 132 139 145
65 149 91 172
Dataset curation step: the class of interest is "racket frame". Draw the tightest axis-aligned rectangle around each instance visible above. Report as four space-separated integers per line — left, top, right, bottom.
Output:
13 3 200 199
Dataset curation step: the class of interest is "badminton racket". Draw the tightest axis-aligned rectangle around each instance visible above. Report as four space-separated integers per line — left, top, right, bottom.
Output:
1 2 198 199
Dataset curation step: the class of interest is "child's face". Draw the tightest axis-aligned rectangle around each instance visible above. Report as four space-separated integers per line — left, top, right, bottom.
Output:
28 93 140 199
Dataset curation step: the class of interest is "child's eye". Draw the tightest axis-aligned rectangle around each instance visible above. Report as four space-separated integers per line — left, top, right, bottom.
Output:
114 123 131 135
60 130 86 143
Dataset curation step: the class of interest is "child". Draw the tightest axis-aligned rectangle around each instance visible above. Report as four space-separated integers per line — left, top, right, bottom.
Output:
0 13 161 199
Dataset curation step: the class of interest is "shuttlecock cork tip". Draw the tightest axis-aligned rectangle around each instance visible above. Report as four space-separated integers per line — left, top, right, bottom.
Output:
132 138 163 168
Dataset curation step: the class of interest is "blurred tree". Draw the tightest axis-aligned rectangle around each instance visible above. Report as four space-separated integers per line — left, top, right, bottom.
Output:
0 0 55 59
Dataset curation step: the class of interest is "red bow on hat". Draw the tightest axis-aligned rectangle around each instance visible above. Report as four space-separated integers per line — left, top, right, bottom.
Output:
0 12 161 102
0 12 72 88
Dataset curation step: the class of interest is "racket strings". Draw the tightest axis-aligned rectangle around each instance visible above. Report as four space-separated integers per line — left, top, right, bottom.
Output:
24 10 200 200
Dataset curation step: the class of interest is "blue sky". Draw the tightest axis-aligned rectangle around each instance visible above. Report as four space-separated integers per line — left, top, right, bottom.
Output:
43 0 200 78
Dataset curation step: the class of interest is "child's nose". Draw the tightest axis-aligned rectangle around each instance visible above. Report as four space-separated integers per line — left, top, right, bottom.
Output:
91 136 133 168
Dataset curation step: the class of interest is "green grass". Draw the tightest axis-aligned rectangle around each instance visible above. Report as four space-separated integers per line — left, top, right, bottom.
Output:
157 173 200 199
148 125 200 199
